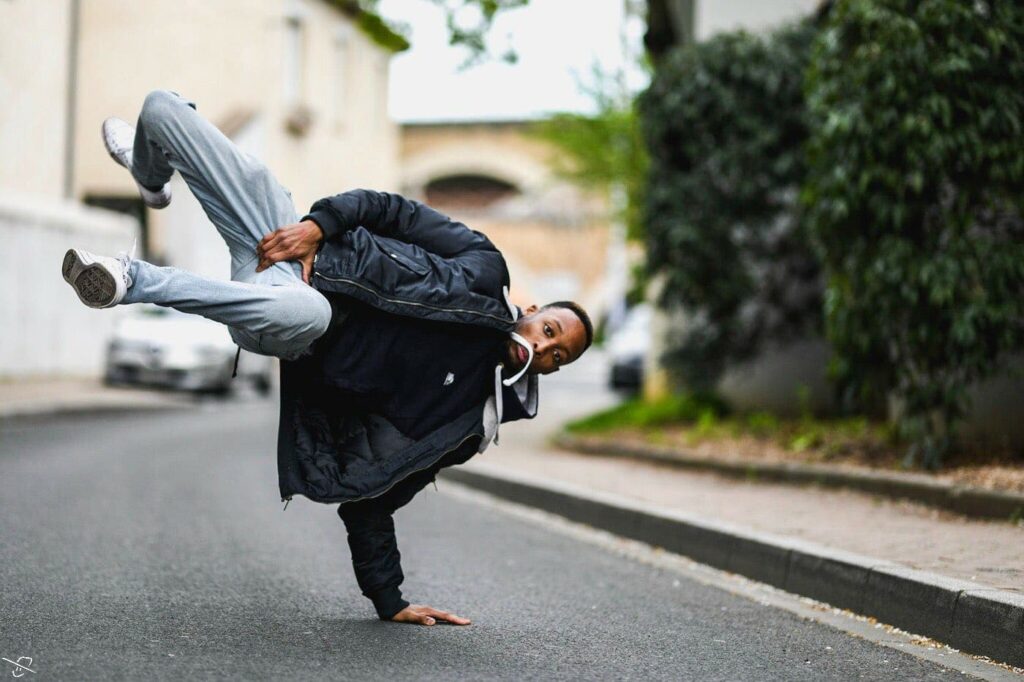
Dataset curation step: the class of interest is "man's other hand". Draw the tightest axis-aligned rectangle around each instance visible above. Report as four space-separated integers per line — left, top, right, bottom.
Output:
256 219 324 284
391 604 472 626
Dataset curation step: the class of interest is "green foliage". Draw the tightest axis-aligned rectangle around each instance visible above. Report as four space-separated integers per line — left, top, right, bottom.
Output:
639 21 824 390
353 7 411 52
745 412 780 438
440 0 530 67
564 392 727 433
326 0 409 52
336 0 528 66
565 395 892 463
804 0 1024 468
532 64 650 242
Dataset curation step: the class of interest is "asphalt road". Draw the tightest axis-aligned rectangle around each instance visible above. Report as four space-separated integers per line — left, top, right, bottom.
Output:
0 401 975 680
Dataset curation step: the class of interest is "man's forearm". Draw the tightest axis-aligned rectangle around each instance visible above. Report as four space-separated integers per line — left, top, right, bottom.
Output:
303 189 393 242
303 188 499 263
337 503 410 620
335 466 441 620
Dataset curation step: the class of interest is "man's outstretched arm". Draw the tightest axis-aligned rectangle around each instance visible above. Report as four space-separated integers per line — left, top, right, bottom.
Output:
337 467 471 626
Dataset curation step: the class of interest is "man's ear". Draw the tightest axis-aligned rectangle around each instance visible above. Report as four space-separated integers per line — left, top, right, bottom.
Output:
524 304 539 316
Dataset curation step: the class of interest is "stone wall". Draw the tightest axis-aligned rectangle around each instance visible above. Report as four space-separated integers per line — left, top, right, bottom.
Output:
716 338 1024 448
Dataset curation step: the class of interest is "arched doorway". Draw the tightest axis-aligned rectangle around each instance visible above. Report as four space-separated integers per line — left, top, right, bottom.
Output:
424 174 519 213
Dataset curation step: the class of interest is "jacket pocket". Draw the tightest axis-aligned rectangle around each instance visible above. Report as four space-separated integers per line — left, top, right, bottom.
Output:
372 236 432 277
382 248 430 277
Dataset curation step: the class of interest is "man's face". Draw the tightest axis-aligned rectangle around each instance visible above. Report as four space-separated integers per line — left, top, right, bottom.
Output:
505 305 588 376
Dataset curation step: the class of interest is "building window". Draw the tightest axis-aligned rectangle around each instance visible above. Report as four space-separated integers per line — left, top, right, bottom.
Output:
333 24 352 126
373 52 390 126
283 14 305 107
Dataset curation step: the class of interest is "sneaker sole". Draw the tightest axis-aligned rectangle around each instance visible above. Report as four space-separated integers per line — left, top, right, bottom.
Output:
62 249 118 308
61 248 79 284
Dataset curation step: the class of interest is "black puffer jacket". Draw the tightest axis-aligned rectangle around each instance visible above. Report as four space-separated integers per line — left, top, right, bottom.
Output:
308 189 515 331
277 189 538 619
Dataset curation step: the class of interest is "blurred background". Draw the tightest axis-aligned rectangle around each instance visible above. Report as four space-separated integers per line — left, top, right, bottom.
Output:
1 0 1022 480
4 5 1024 673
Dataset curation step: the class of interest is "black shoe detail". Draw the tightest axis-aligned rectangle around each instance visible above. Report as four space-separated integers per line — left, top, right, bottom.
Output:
74 266 116 306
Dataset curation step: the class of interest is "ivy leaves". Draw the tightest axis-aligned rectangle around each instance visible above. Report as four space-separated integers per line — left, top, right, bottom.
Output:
805 0 1024 467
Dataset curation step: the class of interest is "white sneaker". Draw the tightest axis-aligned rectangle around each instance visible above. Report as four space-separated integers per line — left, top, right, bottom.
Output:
62 248 134 309
101 117 172 209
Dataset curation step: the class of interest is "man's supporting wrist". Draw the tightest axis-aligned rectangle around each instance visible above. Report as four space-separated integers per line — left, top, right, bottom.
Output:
370 586 410 620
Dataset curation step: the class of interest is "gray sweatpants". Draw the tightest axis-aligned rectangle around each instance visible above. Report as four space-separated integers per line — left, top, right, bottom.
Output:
121 90 331 360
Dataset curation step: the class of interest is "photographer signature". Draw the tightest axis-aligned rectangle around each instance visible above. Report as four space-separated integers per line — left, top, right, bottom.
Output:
2 658 35 678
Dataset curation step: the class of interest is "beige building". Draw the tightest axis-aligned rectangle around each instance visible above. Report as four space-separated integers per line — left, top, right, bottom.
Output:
646 0 822 55
400 120 619 315
1 0 77 200
0 0 399 378
74 0 400 268
1 0 135 378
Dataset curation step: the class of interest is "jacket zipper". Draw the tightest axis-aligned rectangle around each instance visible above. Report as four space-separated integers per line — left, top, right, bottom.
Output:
290 268 501 507
338 431 482 506
313 272 513 326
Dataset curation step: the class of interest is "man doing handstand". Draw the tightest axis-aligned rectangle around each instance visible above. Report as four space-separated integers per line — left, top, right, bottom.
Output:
62 90 593 626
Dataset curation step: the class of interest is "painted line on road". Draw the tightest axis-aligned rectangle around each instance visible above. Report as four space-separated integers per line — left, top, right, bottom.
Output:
439 481 1022 682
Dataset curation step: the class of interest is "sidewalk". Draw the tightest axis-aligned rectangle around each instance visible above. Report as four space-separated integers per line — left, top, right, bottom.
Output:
468 442 1023 593
444 356 1023 665
555 433 1024 521
0 377 196 420
453 443 1024 667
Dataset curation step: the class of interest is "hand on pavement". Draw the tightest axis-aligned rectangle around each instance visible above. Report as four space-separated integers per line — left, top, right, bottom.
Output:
256 219 324 284
391 604 472 626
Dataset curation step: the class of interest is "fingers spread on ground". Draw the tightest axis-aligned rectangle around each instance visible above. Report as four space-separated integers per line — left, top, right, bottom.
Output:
424 608 470 625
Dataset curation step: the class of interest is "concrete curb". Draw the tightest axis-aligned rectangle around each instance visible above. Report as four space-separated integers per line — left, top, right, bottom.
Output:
554 433 1024 522
441 464 1024 668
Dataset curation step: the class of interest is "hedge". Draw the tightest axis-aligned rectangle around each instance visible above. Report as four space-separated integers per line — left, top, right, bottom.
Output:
639 21 823 390
804 0 1024 467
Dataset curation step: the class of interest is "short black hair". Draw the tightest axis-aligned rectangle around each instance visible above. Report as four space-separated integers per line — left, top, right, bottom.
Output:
541 301 594 355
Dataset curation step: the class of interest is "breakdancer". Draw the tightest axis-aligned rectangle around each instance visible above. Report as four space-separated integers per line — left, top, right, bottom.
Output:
62 90 592 626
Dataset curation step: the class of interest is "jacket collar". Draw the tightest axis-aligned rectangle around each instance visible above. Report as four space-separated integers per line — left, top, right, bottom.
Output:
480 287 539 452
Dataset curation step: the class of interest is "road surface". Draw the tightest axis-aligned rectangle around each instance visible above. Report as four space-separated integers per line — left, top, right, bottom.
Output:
0 396 986 680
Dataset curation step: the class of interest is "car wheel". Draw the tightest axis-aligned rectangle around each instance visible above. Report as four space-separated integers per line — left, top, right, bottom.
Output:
203 381 233 398
253 374 272 396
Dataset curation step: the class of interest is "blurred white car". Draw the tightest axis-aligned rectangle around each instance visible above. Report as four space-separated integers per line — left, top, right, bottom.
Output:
607 303 652 391
104 305 274 395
